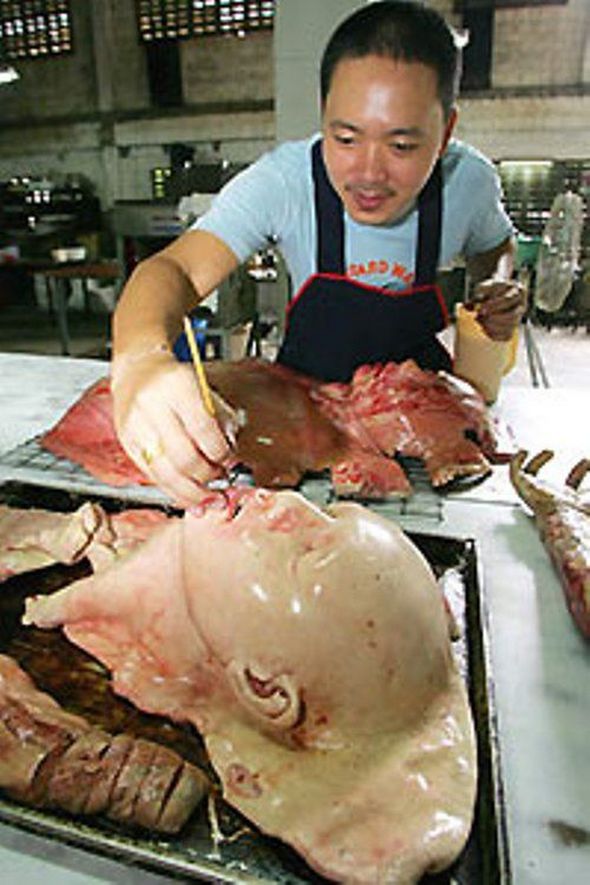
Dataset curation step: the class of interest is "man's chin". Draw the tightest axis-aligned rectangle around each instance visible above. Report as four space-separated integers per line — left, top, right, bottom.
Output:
345 197 415 227
346 204 403 226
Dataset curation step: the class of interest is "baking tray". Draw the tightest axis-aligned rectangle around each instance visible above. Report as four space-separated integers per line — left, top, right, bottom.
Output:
0 482 510 883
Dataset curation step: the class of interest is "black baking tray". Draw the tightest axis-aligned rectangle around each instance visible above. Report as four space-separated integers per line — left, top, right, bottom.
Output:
0 482 510 883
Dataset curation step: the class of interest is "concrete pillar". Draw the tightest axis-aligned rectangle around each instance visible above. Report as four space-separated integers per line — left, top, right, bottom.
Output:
274 0 363 142
89 0 118 210
90 0 115 114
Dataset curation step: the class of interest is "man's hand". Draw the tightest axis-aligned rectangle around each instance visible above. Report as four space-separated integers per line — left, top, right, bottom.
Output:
465 237 528 341
466 277 527 341
111 347 238 508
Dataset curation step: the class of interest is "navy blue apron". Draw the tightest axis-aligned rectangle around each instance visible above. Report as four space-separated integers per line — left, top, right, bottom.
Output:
277 139 451 383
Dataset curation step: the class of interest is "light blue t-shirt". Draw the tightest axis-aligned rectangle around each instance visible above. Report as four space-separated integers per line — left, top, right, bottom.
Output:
194 134 514 294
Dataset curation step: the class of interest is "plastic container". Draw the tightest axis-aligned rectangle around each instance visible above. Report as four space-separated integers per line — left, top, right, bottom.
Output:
51 246 87 263
453 303 518 403
174 317 208 361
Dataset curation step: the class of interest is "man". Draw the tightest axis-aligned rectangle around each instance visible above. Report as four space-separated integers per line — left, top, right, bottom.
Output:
111 0 526 506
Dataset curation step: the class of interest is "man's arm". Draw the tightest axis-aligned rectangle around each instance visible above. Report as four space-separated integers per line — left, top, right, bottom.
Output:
465 236 527 341
465 235 515 288
110 229 241 507
113 228 239 358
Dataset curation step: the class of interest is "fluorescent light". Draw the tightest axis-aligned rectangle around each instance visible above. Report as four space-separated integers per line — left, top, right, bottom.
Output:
500 160 553 170
0 62 19 85
0 40 19 85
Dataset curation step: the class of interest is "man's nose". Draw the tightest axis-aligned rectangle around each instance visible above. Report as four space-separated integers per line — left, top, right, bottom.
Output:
357 143 388 182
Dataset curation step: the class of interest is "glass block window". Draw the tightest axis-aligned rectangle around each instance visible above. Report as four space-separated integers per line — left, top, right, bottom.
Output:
151 166 172 200
0 0 72 59
455 1 567 8
137 0 275 42
498 159 590 265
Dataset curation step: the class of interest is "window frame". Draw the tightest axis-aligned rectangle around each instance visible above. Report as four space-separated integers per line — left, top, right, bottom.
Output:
135 0 275 43
0 0 73 60
455 1 568 9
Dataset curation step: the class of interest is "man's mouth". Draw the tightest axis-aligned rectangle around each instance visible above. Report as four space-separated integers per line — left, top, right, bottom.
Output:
346 187 394 214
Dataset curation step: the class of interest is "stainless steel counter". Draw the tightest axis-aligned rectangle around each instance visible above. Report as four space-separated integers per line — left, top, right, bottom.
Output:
0 352 589 884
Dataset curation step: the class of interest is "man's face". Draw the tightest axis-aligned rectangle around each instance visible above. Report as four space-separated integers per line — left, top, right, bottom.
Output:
322 54 456 226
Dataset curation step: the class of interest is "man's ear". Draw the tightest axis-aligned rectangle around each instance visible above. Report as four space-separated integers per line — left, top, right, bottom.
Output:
439 107 458 156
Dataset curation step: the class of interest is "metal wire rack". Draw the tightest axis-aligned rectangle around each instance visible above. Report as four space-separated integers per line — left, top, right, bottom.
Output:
0 436 170 506
0 438 444 524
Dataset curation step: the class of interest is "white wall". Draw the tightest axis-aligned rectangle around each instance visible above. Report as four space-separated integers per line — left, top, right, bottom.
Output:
274 0 361 142
456 94 589 161
493 0 589 90
450 0 589 159
274 0 589 160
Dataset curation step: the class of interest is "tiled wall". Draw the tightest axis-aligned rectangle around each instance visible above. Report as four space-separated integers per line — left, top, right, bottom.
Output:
493 0 589 89
0 0 275 209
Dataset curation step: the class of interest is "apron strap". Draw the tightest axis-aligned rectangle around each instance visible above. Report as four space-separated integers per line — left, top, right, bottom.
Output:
311 139 443 284
414 158 442 286
312 139 345 274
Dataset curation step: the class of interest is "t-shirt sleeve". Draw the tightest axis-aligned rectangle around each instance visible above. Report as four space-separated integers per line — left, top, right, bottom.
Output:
191 152 291 262
462 162 515 257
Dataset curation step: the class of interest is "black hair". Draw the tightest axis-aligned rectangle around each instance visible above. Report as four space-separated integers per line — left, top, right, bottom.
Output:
320 1 462 119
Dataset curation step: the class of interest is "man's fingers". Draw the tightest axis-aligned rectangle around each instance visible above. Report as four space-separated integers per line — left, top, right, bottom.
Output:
111 355 237 502
140 449 221 508
157 412 228 484
179 388 236 465
150 366 233 466
479 320 516 341
475 285 522 309
135 438 166 469
121 399 230 502
180 408 232 467
126 410 226 487
135 368 232 467
477 306 522 340
477 295 523 319
470 279 527 342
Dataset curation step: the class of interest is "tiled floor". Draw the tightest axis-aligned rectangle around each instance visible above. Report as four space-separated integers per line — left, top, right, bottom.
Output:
0 298 112 360
505 322 590 389
441 319 590 391
1 295 589 389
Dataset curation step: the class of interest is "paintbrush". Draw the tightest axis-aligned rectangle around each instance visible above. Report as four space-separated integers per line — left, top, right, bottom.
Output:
183 315 215 417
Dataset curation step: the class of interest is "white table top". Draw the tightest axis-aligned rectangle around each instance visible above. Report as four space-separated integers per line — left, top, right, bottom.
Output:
0 352 589 884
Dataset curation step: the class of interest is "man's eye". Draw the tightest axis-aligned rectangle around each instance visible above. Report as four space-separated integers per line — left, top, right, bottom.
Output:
391 142 418 153
334 134 355 146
